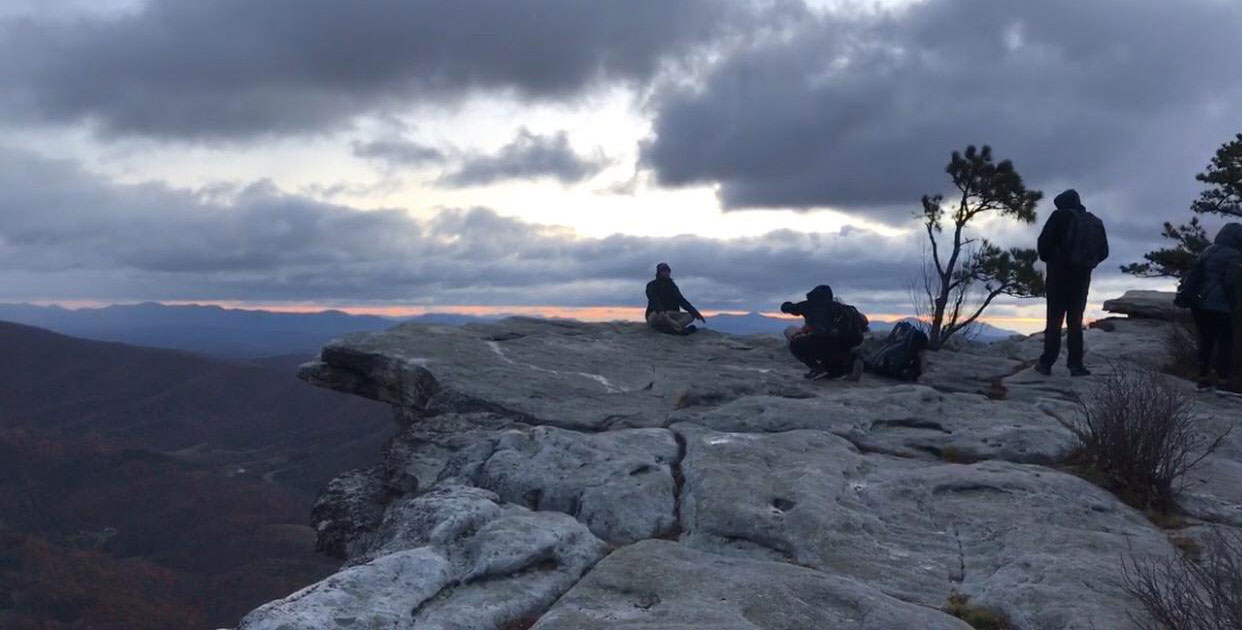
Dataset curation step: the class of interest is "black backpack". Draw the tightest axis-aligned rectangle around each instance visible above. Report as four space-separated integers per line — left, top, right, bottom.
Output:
1174 253 1210 309
1063 210 1109 269
829 303 869 343
863 322 928 381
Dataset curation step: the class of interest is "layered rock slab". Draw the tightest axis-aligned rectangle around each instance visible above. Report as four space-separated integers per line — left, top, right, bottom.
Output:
367 413 681 545
299 318 814 431
673 423 1177 630
532 539 973 630
1102 289 1177 320
240 485 606 630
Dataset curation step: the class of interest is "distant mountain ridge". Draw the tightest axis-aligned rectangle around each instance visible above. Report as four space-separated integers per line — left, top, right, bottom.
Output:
0 302 497 358
0 302 1022 360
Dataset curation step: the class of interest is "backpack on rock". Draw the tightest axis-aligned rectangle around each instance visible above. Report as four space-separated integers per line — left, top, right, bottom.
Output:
863 321 928 381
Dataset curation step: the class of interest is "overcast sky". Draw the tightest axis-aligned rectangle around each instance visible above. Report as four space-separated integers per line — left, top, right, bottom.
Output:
1 0 1238 328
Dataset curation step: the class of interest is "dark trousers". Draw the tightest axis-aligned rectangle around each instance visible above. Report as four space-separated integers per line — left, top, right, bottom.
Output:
790 334 856 375
1192 308 1235 379
1040 269 1092 369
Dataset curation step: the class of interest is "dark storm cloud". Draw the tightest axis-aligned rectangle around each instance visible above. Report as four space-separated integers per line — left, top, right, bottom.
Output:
441 129 609 186
642 0 1242 227
0 0 742 139
0 149 919 311
352 139 445 167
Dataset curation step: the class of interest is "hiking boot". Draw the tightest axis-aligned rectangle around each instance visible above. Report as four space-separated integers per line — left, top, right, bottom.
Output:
803 368 827 380
1069 366 1092 377
844 356 864 382
1033 362 1052 376
680 324 698 335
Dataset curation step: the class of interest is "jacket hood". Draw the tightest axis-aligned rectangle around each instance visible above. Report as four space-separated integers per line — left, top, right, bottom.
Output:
806 284 833 303
1214 223 1242 251
1053 189 1085 211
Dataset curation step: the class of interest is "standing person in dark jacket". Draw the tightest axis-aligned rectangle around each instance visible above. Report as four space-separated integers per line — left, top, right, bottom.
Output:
645 262 705 335
1035 189 1109 377
780 284 866 381
1190 223 1242 392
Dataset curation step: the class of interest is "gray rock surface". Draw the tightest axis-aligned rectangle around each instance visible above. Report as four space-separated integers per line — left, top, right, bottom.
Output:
478 426 679 543
674 423 1173 629
1176 393 1242 527
238 304 1242 629
374 417 680 545
532 540 974 630
238 547 452 629
240 484 606 630
670 384 1077 463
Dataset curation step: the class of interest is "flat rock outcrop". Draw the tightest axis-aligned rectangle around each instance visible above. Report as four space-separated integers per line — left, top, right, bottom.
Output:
1102 289 1177 320
239 309 1241 630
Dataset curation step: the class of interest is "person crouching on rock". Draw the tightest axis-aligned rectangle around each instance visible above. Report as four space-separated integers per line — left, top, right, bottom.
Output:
646 262 706 335
780 284 867 381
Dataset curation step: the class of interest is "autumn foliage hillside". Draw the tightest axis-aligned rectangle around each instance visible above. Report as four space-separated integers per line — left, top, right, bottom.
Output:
0 429 338 629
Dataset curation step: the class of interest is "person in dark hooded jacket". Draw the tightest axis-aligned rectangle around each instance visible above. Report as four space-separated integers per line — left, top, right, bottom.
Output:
1190 222 1242 391
1035 189 1109 377
645 262 705 335
780 285 866 381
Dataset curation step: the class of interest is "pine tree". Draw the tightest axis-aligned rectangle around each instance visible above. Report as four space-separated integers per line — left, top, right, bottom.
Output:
919 145 1045 349
1125 133 1242 278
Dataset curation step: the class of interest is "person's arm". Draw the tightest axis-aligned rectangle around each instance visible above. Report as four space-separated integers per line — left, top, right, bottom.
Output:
1037 209 1069 264
676 286 705 321
781 300 806 316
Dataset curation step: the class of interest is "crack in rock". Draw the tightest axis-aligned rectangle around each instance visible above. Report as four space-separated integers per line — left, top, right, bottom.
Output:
486 340 626 394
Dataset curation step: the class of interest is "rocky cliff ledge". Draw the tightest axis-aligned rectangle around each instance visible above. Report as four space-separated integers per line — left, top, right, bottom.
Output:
238 294 1241 630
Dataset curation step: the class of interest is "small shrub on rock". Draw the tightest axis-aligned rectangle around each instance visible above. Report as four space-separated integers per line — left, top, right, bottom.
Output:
1162 318 1202 380
943 592 1012 630
1123 529 1242 630
1068 365 1228 512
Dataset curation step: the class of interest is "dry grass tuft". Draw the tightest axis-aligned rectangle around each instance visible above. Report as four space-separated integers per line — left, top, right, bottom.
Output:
943 592 1012 630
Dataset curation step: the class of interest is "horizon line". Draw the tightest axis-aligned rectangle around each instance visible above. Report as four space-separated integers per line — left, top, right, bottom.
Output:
6 299 1051 332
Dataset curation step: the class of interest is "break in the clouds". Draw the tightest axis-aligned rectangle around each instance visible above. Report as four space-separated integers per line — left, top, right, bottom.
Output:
644 0 1242 223
353 129 609 186
0 0 743 139
0 148 918 311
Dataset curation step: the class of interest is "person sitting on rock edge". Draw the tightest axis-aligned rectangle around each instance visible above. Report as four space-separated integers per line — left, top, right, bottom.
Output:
780 284 867 381
645 262 705 335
